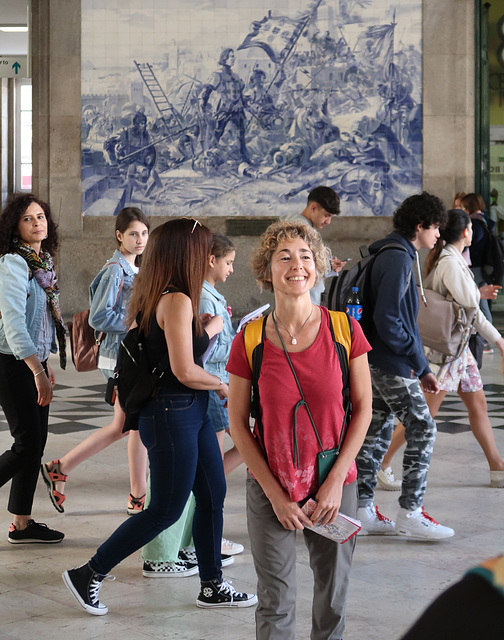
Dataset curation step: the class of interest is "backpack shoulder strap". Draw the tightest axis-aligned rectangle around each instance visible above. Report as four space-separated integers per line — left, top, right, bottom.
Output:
327 310 352 362
328 310 353 448
244 315 267 371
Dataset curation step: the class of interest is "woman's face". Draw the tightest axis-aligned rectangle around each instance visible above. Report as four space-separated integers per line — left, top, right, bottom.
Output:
464 221 473 246
17 202 48 248
268 236 316 296
117 220 149 258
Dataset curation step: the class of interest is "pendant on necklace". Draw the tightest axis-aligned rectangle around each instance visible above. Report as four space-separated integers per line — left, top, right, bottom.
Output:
291 337 297 345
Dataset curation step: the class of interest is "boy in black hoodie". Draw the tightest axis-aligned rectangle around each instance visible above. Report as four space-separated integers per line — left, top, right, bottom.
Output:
356 192 455 540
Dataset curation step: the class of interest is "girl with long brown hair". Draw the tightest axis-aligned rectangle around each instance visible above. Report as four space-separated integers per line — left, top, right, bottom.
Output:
42 207 150 515
63 218 257 615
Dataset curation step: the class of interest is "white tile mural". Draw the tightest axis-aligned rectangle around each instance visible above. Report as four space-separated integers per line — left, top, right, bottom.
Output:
81 0 422 216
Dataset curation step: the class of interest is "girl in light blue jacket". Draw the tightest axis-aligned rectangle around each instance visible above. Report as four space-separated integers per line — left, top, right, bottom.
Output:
41 208 150 516
199 234 242 475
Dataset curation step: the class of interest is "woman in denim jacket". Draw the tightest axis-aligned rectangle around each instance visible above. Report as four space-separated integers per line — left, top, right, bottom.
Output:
0 194 66 544
42 208 150 515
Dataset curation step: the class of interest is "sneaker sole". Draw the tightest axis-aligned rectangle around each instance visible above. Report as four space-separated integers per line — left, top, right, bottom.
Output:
143 565 199 578
221 555 235 567
396 527 455 541
8 535 64 544
127 508 143 515
62 571 108 616
221 546 244 556
376 479 401 491
357 529 397 536
196 594 258 608
40 464 65 513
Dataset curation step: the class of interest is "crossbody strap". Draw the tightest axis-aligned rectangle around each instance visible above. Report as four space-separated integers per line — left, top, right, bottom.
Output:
271 313 329 469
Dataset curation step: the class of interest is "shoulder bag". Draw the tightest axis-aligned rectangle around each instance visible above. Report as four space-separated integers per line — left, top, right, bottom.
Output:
417 267 476 363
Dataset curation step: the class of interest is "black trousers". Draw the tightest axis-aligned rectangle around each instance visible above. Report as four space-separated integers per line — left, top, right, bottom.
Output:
0 353 49 515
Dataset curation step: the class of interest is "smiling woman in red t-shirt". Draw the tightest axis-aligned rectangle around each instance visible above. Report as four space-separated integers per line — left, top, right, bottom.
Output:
227 218 372 640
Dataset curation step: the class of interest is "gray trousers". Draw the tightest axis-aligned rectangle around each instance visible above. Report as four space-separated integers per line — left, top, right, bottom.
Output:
356 365 437 511
246 474 357 640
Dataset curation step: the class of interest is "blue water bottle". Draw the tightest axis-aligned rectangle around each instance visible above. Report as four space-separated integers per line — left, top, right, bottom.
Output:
346 286 362 321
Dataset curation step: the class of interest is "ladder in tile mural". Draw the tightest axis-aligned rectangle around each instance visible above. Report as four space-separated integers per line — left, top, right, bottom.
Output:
134 60 183 135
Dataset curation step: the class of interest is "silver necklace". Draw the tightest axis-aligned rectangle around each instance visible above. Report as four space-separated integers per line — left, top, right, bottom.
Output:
274 306 314 345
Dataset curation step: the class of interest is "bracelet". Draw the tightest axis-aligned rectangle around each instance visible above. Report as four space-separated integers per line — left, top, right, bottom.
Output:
34 368 45 378
217 377 224 387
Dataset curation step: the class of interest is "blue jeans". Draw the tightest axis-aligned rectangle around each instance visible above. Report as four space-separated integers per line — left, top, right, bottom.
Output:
207 389 229 432
91 388 226 581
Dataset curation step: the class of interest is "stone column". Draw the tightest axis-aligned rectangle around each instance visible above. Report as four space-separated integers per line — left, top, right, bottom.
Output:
31 0 82 236
423 0 475 202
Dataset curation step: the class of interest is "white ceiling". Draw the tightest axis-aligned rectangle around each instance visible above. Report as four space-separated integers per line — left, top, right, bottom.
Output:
0 0 29 55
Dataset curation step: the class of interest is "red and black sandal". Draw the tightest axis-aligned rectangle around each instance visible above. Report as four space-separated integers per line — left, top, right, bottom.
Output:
127 493 145 515
40 459 67 513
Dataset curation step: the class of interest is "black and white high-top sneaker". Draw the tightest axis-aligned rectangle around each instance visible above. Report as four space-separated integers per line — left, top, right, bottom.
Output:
63 562 114 615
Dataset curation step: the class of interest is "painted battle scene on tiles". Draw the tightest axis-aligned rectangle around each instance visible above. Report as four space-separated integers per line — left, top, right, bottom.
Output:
81 0 422 217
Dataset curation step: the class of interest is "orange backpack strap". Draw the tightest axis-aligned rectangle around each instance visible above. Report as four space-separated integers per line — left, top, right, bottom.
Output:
244 315 267 371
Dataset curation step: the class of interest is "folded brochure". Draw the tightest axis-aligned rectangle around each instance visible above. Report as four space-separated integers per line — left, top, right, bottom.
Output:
301 498 361 543
237 303 270 332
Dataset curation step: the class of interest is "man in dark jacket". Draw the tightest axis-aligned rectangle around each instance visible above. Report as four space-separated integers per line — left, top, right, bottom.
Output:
356 191 455 540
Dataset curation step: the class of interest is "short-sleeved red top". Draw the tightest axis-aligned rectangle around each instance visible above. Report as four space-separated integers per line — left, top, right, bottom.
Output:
227 307 371 501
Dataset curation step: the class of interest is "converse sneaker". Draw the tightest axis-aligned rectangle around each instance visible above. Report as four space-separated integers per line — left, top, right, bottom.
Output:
178 547 235 568
377 466 401 491
221 537 244 555
142 560 199 578
196 578 258 608
396 506 455 540
357 504 396 536
8 520 64 544
62 562 114 616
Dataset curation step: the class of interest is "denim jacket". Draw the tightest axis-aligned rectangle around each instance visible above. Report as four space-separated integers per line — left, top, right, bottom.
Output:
89 249 137 363
199 280 236 381
0 253 56 360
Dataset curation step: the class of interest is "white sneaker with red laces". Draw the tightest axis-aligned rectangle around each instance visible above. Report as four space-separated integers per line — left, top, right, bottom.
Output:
357 504 396 536
396 506 454 540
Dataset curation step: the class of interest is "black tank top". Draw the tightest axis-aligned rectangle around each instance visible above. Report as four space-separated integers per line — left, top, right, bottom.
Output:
144 288 209 391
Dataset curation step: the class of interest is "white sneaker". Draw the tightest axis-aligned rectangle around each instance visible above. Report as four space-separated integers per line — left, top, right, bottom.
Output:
396 506 454 540
377 466 401 491
221 537 244 555
357 504 396 536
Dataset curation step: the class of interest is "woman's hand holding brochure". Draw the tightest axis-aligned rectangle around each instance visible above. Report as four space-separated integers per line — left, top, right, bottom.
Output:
301 498 361 543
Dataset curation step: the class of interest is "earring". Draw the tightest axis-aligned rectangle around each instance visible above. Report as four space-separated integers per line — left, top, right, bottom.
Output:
12 236 19 245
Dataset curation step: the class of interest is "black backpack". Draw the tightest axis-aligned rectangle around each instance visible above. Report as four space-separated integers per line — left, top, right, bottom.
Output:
325 242 407 337
113 325 169 431
484 233 504 285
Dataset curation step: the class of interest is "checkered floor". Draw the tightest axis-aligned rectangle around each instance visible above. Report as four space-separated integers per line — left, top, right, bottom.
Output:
1 379 503 436
436 383 504 433
0 380 113 435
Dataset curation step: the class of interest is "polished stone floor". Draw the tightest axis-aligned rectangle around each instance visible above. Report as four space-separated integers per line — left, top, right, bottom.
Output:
1 350 503 640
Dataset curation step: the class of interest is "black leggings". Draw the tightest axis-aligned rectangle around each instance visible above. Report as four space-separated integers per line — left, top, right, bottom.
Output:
0 353 49 515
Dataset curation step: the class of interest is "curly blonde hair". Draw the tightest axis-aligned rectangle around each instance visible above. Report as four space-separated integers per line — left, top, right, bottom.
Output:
251 219 331 293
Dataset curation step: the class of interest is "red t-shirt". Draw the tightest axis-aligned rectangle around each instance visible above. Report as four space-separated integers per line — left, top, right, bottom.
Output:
227 307 371 501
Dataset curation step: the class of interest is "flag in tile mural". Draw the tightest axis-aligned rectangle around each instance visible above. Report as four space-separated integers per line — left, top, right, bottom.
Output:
237 12 306 64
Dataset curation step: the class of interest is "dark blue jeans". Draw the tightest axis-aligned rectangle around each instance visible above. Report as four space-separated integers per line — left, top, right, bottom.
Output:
91 388 226 581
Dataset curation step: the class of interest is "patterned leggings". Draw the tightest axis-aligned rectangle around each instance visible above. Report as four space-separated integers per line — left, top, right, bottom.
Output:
356 365 437 511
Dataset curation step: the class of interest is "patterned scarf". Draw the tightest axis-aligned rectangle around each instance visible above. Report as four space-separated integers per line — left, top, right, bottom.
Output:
15 241 67 369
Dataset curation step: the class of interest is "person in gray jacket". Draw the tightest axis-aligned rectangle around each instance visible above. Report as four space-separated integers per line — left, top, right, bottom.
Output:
41 207 150 516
